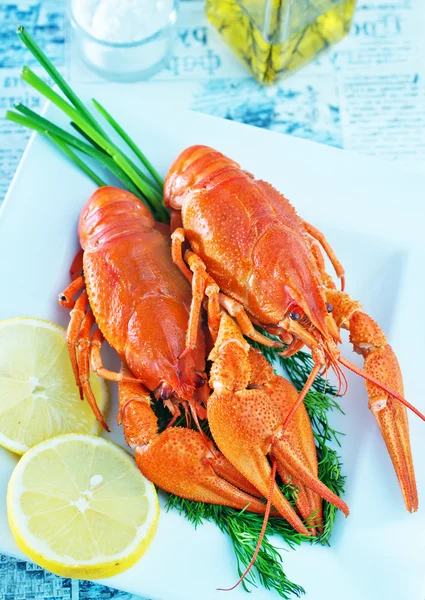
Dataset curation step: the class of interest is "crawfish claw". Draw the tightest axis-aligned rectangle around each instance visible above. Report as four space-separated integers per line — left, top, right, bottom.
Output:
136 427 273 515
207 313 349 535
365 346 418 512
117 375 271 514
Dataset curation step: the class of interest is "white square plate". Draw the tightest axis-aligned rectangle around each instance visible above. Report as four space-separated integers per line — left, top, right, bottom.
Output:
1 88 425 600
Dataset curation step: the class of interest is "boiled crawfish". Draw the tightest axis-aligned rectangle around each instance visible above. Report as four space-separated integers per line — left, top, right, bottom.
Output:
59 186 347 536
164 145 423 513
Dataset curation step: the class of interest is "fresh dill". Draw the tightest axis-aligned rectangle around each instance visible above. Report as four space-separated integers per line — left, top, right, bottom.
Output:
166 495 307 599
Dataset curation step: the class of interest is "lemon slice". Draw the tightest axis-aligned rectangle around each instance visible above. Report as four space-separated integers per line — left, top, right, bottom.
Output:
7 434 159 578
0 317 109 454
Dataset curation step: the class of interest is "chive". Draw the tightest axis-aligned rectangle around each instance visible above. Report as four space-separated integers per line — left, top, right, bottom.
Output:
17 26 107 136
14 104 97 152
92 98 163 189
45 132 107 187
20 67 164 217
13 26 169 221
8 108 146 203
113 152 167 219
7 109 104 187
20 67 106 143
70 122 106 153
7 109 51 137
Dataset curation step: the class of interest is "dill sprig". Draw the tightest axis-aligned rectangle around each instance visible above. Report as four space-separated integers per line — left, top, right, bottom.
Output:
316 443 345 545
165 495 307 598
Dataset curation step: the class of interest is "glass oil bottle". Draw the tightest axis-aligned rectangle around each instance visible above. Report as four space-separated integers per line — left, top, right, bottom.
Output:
206 0 357 84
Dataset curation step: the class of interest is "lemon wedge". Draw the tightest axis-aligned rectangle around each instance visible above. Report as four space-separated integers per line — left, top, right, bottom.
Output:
0 317 109 454
7 434 159 578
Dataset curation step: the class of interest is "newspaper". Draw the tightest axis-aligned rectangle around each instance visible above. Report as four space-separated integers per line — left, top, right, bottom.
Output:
0 0 65 201
0 555 144 600
0 0 424 597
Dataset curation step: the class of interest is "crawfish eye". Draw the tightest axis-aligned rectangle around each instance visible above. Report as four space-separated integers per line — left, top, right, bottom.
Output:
326 302 333 313
289 311 300 321
194 373 206 388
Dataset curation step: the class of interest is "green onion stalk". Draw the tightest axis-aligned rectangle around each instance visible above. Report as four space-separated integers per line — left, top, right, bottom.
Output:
8 26 346 598
8 26 166 221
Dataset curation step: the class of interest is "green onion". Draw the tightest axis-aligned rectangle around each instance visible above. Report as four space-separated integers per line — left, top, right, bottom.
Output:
7 107 145 201
11 27 168 222
45 132 107 187
20 66 166 218
70 122 106 153
17 26 108 136
92 99 163 189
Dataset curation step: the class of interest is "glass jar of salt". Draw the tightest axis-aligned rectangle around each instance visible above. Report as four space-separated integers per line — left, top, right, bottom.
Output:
69 0 177 81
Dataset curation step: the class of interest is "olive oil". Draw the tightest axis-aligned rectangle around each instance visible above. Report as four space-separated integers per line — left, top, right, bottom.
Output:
206 0 357 84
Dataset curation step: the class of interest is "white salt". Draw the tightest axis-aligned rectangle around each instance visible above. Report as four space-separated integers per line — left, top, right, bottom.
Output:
70 0 176 80
72 0 174 43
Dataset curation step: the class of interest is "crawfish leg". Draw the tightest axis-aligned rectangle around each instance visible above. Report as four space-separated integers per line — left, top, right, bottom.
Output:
171 230 211 349
181 251 211 353
118 366 271 514
310 241 337 291
89 329 142 384
303 220 345 289
70 249 84 281
219 294 281 348
59 275 85 309
59 274 86 394
75 330 144 430
185 251 221 342
62 288 88 395
75 310 109 431
327 289 418 512
170 228 192 282
171 228 277 348
171 231 222 347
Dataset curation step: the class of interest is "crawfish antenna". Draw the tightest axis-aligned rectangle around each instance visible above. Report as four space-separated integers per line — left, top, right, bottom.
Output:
281 361 322 433
330 355 348 397
338 356 425 422
218 459 278 593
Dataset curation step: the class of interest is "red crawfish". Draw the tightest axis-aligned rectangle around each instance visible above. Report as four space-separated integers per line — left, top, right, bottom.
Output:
164 144 424 514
